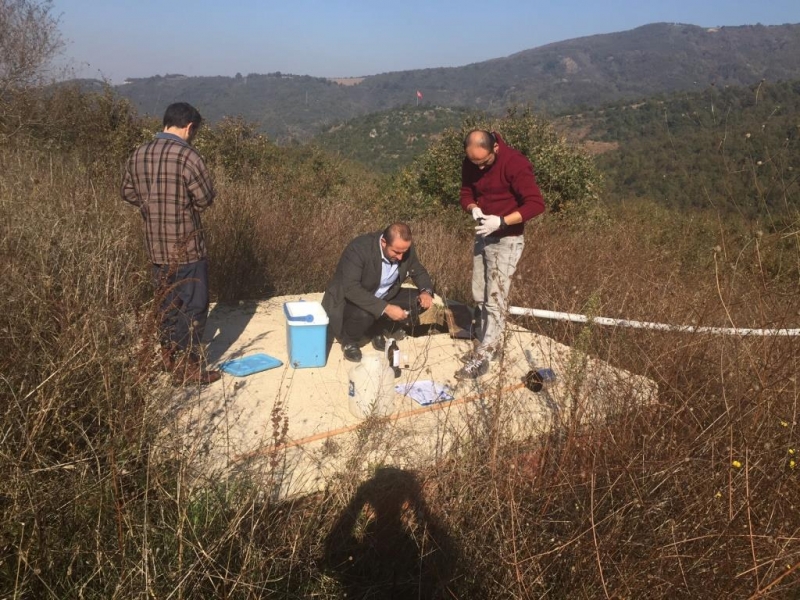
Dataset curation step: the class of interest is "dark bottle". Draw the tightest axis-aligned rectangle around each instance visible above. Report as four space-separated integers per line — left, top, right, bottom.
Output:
387 338 401 378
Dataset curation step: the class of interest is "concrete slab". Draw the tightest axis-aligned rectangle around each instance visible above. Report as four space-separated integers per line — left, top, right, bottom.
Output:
166 293 657 499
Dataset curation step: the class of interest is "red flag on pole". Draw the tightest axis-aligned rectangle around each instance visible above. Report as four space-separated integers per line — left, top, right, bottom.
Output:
416 90 423 99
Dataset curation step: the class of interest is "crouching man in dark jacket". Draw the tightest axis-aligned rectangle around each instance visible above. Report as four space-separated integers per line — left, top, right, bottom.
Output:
322 223 435 362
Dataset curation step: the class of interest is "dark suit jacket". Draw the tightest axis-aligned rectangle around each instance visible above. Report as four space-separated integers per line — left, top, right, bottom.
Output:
322 231 434 341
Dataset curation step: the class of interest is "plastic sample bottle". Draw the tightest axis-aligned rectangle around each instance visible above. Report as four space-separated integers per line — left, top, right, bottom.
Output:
348 353 396 418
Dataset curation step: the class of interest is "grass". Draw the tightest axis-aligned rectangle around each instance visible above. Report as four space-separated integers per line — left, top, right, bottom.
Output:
1 100 799 598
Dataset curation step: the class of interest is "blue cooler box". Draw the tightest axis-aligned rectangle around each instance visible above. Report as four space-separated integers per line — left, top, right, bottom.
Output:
283 301 329 368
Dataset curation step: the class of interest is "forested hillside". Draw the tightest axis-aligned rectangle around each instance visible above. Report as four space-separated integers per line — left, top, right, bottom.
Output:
568 79 800 218
311 78 800 219
313 105 472 172
105 22 800 140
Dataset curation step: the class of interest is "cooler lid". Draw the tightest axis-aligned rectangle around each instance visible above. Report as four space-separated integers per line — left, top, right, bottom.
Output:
284 301 329 326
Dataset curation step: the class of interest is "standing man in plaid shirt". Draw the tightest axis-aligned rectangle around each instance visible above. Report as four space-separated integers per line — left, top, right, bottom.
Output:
122 102 221 385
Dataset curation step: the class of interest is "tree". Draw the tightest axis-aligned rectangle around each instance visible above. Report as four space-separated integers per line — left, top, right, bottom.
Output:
0 0 63 93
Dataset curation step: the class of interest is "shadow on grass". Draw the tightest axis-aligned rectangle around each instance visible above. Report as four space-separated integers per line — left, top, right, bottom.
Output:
323 467 459 599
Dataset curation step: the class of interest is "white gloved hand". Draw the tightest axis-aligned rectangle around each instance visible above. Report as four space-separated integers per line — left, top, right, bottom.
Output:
471 206 486 222
475 214 502 237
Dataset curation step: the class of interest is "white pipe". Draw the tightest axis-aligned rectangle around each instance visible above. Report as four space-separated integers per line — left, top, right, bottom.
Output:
508 307 800 337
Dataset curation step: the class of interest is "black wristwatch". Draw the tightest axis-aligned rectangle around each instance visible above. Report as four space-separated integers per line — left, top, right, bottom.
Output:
499 216 508 230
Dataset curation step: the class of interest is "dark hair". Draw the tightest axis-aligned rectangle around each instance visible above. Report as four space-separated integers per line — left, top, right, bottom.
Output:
463 129 497 151
382 222 412 244
163 102 203 129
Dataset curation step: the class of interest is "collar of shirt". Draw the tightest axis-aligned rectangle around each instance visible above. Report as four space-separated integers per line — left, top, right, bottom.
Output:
374 235 400 299
155 132 187 145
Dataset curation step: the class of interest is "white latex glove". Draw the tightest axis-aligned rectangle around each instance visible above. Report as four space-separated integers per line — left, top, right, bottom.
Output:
475 214 502 237
471 206 486 222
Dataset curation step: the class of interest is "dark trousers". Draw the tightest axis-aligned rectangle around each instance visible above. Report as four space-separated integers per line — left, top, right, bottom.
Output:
341 288 423 345
152 259 209 356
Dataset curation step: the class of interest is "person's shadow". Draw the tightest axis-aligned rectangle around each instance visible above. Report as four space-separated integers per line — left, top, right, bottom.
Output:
204 301 259 364
323 467 458 599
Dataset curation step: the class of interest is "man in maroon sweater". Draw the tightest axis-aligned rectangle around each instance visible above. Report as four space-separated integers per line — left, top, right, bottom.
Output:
456 130 545 379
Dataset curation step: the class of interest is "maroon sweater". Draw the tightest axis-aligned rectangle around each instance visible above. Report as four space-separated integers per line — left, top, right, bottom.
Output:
459 132 545 237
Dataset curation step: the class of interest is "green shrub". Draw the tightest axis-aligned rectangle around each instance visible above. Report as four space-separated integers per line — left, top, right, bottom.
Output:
391 107 606 223
1 83 151 168
194 116 279 180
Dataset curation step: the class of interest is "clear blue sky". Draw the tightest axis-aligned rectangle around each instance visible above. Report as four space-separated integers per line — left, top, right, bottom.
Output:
53 1 800 83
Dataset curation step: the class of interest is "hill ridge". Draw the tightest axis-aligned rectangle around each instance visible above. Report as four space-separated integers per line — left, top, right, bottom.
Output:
103 22 800 139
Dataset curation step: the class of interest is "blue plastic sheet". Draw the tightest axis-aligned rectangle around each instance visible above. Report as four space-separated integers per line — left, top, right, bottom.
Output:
219 353 283 377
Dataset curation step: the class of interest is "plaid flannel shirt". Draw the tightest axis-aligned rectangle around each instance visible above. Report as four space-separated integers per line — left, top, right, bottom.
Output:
121 133 216 264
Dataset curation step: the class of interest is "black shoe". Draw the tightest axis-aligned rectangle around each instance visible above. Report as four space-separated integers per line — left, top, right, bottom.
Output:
371 335 386 352
385 328 406 341
342 343 362 362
